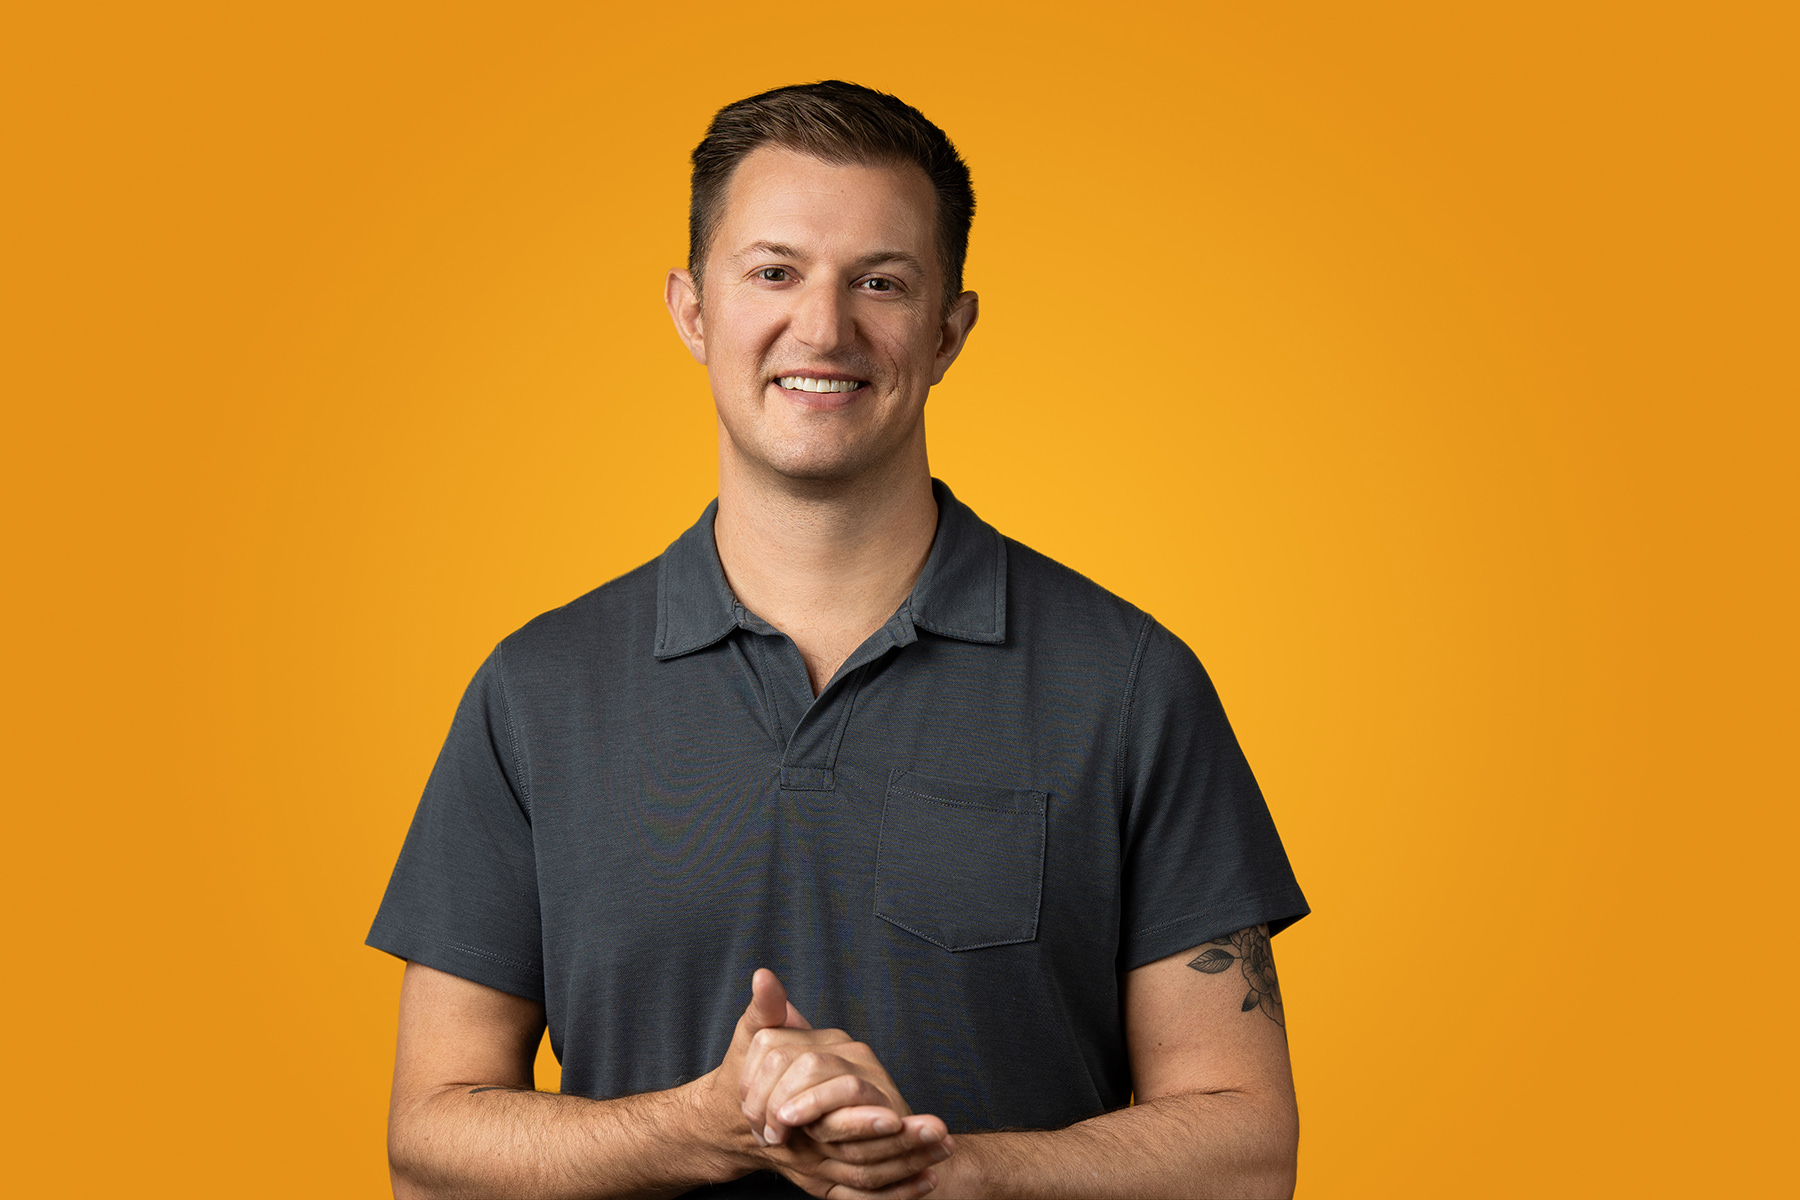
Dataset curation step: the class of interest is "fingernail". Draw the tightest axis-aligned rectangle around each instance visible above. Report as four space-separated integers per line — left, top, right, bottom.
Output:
751 1127 767 1147
778 1105 798 1123
763 1125 779 1146
918 1169 938 1194
931 1145 951 1163
917 1125 942 1144
874 1115 901 1135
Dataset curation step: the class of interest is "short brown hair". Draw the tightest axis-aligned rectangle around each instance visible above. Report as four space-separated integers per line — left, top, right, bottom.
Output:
687 81 975 313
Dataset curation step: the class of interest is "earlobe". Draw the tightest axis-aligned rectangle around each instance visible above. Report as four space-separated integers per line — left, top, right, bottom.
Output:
930 290 980 383
665 268 708 365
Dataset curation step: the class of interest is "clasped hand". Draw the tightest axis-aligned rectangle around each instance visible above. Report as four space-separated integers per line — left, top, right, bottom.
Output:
724 968 954 1199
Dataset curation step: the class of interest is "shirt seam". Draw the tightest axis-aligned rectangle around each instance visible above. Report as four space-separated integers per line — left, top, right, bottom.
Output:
1128 891 1288 939
492 642 533 816
375 920 544 975
991 529 1005 636
1114 614 1155 811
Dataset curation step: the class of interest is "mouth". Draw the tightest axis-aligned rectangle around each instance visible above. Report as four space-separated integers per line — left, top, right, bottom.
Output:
774 374 868 394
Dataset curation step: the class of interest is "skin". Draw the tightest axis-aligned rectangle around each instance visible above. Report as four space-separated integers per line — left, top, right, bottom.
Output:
387 145 1300 1197
664 146 978 695
389 936 1297 1198
388 962 953 1199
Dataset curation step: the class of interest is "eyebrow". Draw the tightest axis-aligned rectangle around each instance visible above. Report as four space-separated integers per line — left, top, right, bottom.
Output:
732 240 929 276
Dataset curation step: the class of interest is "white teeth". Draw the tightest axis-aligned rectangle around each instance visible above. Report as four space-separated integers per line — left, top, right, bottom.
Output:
777 376 863 393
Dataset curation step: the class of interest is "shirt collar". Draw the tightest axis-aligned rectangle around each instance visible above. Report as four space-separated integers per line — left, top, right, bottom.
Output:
653 478 1007 660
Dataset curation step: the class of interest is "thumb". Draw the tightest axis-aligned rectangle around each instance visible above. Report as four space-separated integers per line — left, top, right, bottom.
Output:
744 967 789 1033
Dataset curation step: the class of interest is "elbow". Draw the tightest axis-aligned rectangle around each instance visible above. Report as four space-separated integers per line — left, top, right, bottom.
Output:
1211 1086 1299 1199
1256 1093 1300 1199
1153 1085 1299 1197
387 1092 446 1200
389 1136 445 1200
388 1133 427 1200
1259 1157 1298 1200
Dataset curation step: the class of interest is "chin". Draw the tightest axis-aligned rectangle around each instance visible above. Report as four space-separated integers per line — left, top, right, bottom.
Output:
745 439 873 484
767 457 866 485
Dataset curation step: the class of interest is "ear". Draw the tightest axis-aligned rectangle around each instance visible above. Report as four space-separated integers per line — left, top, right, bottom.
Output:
929 290 980 385
665 268 707 365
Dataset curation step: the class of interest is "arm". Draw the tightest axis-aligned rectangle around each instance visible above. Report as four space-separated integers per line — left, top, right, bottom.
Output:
387 961 738 1199
934 925 1299 1199
387 962 950 1200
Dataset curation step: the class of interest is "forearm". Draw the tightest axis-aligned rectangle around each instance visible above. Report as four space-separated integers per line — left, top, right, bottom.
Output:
944 1089 1298 1200
389 1076 748 1200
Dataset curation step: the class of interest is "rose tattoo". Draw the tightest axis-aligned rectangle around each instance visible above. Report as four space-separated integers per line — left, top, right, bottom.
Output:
1187 926 1284 1027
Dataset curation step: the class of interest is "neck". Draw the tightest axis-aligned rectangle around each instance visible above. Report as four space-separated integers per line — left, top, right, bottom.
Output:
713 442 939 694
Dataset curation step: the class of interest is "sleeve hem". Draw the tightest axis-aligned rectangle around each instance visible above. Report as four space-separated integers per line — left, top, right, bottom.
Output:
1122 893 1310 972
366 919 546 1004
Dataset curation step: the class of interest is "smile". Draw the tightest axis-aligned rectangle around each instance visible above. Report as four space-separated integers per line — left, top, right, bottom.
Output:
776 376 867 393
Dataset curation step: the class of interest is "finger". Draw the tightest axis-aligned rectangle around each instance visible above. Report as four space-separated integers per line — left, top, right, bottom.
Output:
740 1030 856 1128
743 1041 834 1140
806 1105 904 1145
758 1052 880 1145
742 1025 854 1089
773 1075 897 1133
901 1113 952 1153
810 1113 952 1167
805 1124 934 1165
811 1107 944 1148
765 1135 940 1200
805 1157 944 1198
739 1042 792 1135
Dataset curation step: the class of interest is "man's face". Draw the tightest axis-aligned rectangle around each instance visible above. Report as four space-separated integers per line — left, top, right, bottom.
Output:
666 145 977 486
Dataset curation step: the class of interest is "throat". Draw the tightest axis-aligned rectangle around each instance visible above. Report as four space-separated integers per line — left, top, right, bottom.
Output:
712 470 939 694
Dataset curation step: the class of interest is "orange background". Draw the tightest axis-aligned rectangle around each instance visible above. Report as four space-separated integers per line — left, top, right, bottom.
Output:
3 2 1793 1195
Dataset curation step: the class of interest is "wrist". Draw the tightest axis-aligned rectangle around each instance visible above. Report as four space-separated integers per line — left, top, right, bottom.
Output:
936 1132 996 1199
670 1070 758 1184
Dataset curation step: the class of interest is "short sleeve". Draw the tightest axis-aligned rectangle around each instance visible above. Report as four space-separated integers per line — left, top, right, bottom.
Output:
1117 619 1308 969
366 645 545 1001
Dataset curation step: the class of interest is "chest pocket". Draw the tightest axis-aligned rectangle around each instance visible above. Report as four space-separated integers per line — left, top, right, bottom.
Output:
874 770 1048 952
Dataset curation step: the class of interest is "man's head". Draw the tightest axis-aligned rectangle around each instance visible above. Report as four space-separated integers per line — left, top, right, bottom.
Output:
687 81 974 316
665 84 980 491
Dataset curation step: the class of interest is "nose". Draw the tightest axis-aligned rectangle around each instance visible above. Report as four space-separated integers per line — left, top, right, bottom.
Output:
791 278 854 354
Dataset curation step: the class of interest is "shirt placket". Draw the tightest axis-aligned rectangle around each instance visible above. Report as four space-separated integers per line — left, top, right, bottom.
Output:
734 603 917 795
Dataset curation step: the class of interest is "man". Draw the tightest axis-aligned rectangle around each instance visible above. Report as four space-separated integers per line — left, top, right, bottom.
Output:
369 81 1308 1198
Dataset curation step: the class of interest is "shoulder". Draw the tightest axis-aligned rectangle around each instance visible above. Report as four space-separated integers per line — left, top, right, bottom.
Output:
1002 533 1156 655
491 557 661 691
999 533 1225 730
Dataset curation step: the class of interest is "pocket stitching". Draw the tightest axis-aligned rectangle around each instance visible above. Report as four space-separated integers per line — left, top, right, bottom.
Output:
874 780 1047 952
894 787 1046 814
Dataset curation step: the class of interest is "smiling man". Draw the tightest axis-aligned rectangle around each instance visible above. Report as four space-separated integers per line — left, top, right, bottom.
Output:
369 81 1308 1199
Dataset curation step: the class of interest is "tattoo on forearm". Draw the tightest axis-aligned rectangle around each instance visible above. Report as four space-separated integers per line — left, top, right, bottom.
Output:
467 1085 536 1095
1188 925 1284 1027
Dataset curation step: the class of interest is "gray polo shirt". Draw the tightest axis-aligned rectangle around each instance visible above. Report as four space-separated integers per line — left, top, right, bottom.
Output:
369 479 1306 1190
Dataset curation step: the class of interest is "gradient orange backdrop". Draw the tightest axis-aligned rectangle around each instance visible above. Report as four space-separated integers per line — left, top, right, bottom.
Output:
3 2 1793 1195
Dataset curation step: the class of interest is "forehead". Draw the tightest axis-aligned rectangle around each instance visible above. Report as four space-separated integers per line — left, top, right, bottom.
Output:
712 145 939 270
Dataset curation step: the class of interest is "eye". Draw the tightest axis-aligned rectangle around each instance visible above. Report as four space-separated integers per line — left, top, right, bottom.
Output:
858 277 895 293
757 267 789 282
